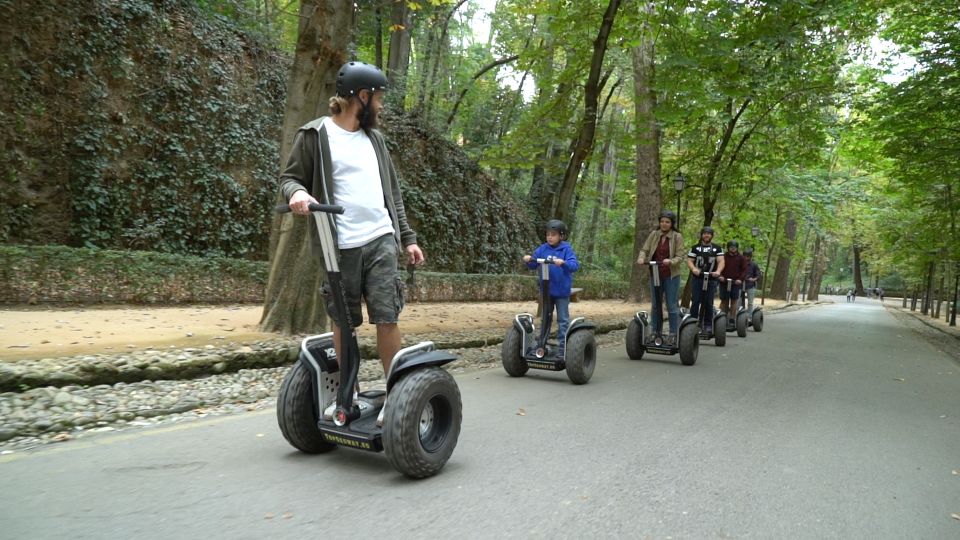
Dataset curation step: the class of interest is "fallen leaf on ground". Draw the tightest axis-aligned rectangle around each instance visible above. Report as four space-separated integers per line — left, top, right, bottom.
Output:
951 513 960 521
516 408 526 416
282 512 293 519
52 433 72 442
952 470 958 476
893 378 905 382
256 433 265 438
7 344 30 348
264 513 274 520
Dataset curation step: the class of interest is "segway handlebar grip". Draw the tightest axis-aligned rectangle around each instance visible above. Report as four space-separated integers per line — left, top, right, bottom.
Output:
275 203 345 215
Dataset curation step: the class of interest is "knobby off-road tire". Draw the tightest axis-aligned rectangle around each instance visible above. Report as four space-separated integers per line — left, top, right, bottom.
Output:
715 315 727 347
625 319 645 360
679 325 699 366
752 310 764 332
501 326 528 377
736 312 748 337
276 362 336 454
565 330 596 385
383 367 462 479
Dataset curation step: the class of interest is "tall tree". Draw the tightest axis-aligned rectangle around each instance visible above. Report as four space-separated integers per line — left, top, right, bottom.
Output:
260 0 354 334
553 0 623 222
628 0 661 302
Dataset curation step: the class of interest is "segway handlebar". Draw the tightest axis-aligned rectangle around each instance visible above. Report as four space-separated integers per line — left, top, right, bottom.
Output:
275 203 345 215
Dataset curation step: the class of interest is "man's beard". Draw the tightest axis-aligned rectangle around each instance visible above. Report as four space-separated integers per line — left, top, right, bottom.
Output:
357 105 379 130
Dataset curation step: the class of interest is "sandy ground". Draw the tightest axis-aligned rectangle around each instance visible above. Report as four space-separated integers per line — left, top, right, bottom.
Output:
0 298 795 361
0 300 631 361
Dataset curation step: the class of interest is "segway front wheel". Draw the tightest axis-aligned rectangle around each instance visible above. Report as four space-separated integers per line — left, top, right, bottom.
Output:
501 326 528 377
383 367 462 479
736 311 748 337
565 330 596 385
625 319 645 360
752 310 764 332
714 315 727 346
679 324 699 366
276 362 336 454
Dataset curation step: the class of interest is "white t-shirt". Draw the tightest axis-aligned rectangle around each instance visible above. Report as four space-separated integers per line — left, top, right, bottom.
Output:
323 117 394 248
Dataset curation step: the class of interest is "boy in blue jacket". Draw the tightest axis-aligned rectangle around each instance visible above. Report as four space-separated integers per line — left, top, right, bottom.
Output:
522 219 580 358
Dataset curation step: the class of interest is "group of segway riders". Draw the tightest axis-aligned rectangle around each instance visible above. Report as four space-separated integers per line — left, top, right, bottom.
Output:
272 61 765 479
626 212 764 365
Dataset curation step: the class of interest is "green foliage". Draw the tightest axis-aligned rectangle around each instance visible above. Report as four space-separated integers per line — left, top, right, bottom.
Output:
0 244 267 304
0 244 626 305
381 112 539 272
0 0 288 258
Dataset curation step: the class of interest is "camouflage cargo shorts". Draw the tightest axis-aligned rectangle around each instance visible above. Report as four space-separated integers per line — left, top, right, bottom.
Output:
324 233 404 327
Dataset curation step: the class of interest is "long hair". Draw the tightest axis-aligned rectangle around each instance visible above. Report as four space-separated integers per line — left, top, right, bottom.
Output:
328 95 350 115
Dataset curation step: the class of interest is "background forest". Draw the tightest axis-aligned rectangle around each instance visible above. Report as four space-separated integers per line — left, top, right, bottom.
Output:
2 0 958 332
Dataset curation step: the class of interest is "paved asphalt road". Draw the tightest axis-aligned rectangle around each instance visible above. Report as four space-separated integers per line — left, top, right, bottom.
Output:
2 299 959 539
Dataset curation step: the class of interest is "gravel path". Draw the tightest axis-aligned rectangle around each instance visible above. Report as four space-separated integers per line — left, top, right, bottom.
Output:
0 329 629 453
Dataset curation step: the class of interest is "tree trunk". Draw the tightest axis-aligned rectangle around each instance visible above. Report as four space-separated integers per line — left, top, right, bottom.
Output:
768 213 796 299
790 227 811 302
374 6 384 69
853 244 865 296
934 266 945 318
806 234 826 301
260 0 353 334
553 0 623 223
386 0 412 105
627 6 660 303
761 206 782 303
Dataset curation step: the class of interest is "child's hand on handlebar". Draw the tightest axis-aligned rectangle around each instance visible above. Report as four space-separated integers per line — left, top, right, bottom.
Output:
553 258 564 267
523 255 532 263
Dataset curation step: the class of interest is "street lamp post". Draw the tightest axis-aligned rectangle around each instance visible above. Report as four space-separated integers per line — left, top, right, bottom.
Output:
673 172 686 230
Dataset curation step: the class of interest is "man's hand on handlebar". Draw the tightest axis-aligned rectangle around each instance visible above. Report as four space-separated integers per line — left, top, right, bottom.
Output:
289 190 319 215
710 271 721 278
407 244 425 266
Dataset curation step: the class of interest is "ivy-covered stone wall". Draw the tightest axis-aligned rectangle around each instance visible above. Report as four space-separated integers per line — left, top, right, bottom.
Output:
1 0 287 258
0 0 539 271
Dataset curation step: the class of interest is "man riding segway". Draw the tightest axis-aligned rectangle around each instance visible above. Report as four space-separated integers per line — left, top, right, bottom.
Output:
719 240 748 337
687 226 726 345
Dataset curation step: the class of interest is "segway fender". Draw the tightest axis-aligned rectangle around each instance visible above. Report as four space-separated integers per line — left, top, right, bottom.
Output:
513 313 536 352
712 311 725 325
386 342 458 391
567 317 595 335
634 311 650 326
679 316 698 331
297 333 341 419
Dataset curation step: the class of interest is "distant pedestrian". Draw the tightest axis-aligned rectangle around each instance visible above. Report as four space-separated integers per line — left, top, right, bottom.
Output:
846 289 852 302
878 287 884 301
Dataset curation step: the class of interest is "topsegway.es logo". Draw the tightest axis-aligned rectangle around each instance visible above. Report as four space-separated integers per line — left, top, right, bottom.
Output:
322 433 373 450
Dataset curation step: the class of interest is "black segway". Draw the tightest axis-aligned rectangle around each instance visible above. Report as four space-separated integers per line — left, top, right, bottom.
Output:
721 277 748 338
740 286 764 332
502 256 596 384
626 261 699 365
275 203 462 479
696 271 727 346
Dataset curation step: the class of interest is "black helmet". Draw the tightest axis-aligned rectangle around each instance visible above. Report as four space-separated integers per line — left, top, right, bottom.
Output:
700 226 715 236
744 248 754 256
727 240 739 249
658 210 677 229
336 62 388 97
545 219 568 239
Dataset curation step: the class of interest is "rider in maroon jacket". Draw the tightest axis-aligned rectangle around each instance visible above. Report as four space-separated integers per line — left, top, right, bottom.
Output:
719 240 748 322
